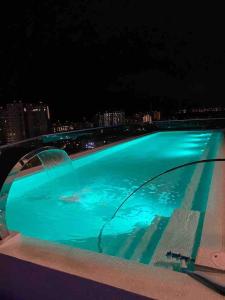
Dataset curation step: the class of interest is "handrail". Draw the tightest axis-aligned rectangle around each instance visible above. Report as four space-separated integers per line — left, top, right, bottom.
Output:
182 269 225 296
97 158 225 253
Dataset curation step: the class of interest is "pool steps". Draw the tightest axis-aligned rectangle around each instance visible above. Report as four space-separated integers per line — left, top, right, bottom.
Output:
182 160 207 210
103 216 169 263
151 208 200 269
182 146 210 210
104 209 200 269
131 216 162 261
116 228 141 258
103 211 200 268
102 137 214 265
102 227 143 257
117 216 168 262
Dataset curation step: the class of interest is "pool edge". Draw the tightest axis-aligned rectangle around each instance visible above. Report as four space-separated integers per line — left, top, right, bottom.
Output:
0 233 222 300
195 131 225 272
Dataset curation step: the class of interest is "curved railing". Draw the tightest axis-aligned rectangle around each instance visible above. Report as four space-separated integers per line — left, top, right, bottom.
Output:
97 158 225 254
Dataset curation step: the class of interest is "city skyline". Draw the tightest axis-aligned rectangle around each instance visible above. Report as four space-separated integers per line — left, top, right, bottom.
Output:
1 98 225 122
1 99 225 146
0 101 50 144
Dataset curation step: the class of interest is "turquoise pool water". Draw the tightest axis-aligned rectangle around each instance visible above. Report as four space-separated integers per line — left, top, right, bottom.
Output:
6 131 222 263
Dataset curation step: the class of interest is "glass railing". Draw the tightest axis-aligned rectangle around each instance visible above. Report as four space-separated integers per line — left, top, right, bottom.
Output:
98 158 225 270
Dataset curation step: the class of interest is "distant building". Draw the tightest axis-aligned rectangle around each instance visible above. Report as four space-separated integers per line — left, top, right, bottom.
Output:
126 113 144 124
153 111 161 121
176 106 225 119
143 114 152 124
52 121 75 133
79 117 94 129
0 106 6 145
93 113 101 127
0 101 50 144
24 102 50 138
5 102 26 143
191 107 225 113
99 111 125 127
52 119 94 133
127 112 158 124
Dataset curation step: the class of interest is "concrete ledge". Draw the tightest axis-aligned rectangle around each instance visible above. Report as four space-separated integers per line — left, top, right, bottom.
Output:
0 231 17 246
196 135 225 272
0 234 223 299
0 253 150 300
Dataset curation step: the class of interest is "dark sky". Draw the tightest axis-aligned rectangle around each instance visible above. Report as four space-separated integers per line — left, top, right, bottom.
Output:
1 1 225 120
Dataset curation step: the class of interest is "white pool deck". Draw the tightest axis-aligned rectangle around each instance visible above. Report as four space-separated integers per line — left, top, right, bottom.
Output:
0 131 225 299
195 136 225 272
0 233 224 300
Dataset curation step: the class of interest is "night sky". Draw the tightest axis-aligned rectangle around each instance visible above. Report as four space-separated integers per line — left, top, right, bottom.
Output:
1 2 225 120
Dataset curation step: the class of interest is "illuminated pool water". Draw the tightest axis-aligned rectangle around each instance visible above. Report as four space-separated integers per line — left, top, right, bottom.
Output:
6 131 223 263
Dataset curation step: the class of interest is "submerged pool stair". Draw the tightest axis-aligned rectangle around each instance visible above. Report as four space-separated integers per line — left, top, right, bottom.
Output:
130 216 164 261
150 208 200 269
118 216 169 263
103 216 169 263
103 208 200 269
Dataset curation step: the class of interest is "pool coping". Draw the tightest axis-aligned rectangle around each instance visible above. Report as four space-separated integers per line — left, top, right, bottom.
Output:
0 234 223 300
195 131 225 272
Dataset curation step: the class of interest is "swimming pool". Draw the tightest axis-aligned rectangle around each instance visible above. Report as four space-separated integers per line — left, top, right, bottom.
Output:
6 130 223 266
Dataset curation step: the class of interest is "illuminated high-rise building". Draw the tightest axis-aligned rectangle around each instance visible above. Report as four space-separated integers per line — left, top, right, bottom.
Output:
24 102 50 138
153 111 161 121
0 106 6 145
99 111 125 127
143 114 152 124
52 121 75 133
5 102 26 143
0 101 50 144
